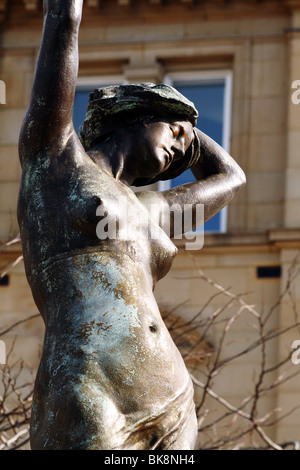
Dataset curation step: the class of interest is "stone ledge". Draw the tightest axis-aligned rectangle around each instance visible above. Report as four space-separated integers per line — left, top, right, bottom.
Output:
176 228 300 253
1 229 299 262
268 228 300 241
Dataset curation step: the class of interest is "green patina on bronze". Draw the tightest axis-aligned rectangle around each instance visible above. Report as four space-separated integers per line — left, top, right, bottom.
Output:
17 0 245 451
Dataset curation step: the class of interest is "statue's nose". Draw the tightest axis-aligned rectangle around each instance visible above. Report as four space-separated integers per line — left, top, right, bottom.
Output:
172 139 185 159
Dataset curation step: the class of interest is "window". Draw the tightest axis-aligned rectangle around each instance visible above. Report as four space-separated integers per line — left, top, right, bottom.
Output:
72 72 233 233
161 71 233 233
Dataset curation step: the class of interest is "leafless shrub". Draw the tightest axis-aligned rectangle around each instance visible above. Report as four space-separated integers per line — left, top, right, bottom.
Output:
0 234 36 450
162 253 300 450
0 336 34 450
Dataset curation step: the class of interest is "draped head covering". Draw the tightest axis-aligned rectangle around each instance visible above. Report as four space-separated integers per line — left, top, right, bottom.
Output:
78 82 201 186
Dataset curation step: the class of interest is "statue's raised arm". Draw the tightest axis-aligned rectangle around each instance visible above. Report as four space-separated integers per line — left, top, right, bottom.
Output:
17 0 245 451
19 0 83 165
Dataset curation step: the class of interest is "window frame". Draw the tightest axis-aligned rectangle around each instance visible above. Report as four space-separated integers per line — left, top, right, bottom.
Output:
159 70 233 234
73 71 233 234
75 75 126 89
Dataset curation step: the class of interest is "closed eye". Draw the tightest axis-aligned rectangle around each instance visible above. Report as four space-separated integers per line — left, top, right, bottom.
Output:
170 124 185 139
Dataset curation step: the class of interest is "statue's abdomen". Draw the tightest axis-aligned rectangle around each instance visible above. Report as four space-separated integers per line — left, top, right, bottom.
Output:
30 249 193 449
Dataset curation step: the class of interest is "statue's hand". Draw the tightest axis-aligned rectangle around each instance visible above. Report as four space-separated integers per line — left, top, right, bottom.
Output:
43 0 83 20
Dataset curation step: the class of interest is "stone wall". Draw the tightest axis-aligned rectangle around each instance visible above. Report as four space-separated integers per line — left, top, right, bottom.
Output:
1 0 300 448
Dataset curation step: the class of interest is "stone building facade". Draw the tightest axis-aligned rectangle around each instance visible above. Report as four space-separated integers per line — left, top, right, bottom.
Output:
1 0 300 448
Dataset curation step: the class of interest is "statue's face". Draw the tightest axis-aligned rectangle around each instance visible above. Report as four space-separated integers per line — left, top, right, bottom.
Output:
133 119 194 180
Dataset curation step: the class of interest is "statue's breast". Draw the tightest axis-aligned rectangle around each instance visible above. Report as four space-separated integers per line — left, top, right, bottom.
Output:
65 166 178 283
18 159 177 285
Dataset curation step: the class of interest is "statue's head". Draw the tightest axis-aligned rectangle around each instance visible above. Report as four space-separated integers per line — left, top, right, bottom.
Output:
78 83 200 186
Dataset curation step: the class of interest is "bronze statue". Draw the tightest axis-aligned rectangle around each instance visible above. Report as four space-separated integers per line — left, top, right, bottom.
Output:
17 0 246 450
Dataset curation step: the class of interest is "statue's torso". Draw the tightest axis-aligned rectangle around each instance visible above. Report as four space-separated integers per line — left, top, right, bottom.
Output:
18 151 177 292
18 151 196 450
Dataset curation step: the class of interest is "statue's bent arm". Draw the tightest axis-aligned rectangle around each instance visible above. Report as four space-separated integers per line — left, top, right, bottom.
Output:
18 0 84 165
136 129 246 237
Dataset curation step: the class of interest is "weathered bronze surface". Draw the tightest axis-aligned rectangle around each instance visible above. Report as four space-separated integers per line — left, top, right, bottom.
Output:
18 0 246 450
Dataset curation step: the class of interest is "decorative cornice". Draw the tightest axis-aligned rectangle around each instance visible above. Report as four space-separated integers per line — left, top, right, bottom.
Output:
284 0 300 10
0 0 7 10
23 0 39 10
0 0 293 27
0 0 8 23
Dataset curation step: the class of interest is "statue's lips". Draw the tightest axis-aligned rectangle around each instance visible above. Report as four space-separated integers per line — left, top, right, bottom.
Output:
163 148 184 171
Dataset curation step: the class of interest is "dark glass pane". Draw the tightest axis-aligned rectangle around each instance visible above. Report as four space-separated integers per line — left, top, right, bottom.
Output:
0 275 9 286
257 266 281 279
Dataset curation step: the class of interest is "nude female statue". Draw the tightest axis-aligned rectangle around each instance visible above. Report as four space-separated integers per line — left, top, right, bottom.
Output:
17 0 246 450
